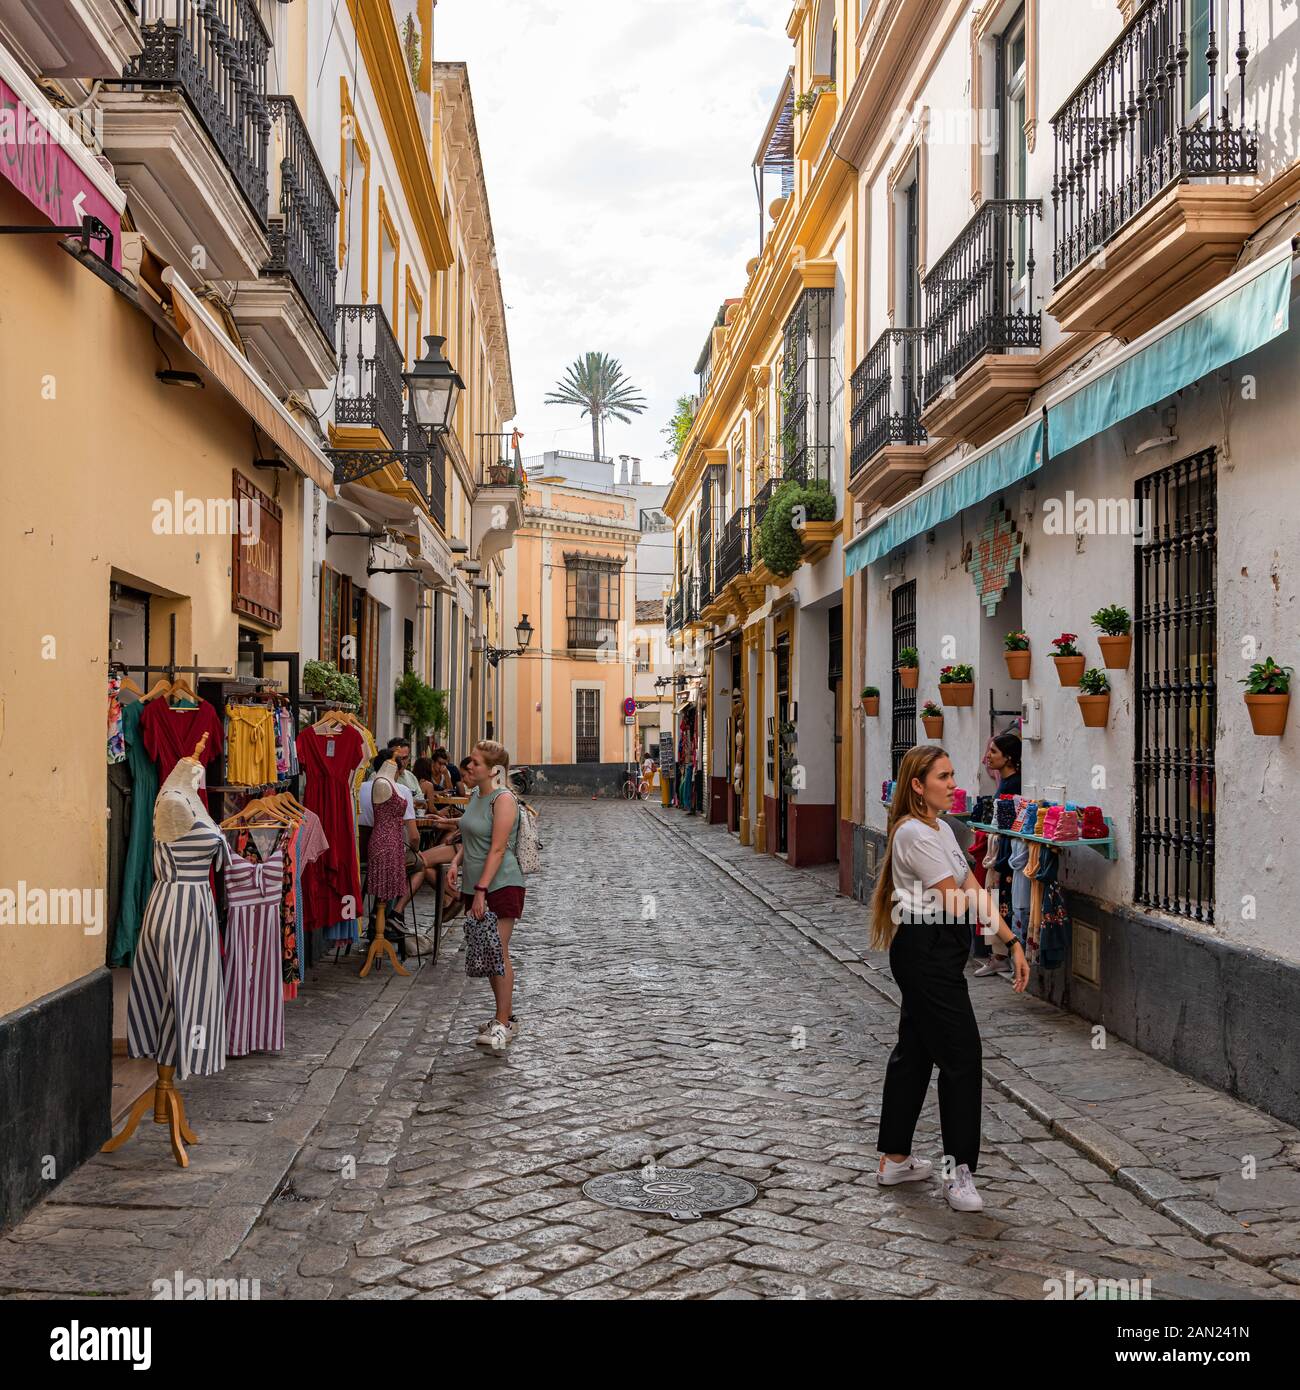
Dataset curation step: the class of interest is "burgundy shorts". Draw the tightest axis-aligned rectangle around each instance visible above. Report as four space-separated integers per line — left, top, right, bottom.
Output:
463 886 525 920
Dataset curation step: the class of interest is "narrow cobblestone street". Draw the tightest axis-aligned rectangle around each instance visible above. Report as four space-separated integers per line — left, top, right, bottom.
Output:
2 800 1298 1301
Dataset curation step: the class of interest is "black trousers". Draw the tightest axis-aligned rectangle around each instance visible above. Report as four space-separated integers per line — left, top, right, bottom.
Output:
877 916 983 1172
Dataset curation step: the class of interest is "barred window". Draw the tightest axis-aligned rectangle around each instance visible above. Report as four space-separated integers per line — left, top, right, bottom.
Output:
566 554 622 652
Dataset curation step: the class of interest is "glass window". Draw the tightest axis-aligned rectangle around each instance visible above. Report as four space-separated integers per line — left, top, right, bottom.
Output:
575 689 600 763
1187 0 1211 112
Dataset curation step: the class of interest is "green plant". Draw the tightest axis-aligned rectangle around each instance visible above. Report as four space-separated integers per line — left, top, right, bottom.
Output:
1078 669 1111 695
1091 604 1131 636
921 700 943 719
303 659 360 707
755 478 836 577
1051 632 1081 656
660 393 697 460
896 647 919 669
794 80 836 113
400 14 421 88
1004 630 1029 651
1239 657 1292 694
861 685 880 699
394 673 450 749
545 351 647 460
940 663 974 684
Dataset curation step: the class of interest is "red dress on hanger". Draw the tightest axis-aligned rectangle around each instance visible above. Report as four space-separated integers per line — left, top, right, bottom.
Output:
140 699 224 808
297 724 364 932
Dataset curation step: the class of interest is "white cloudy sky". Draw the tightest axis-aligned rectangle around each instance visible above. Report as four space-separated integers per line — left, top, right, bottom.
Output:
435 0 791 483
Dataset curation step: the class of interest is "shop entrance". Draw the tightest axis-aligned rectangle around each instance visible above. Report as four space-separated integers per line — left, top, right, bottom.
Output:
776 633 791 855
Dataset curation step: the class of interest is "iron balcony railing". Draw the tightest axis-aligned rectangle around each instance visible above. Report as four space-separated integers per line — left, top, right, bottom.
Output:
126 0 270 224
266 95 336 342
335 304 405 450
921 198 1041 406
666 590 683 633
696 537 714 609
567 616 613 652
684 575 700 625
752 470 783 532
780 287 834 485
1052 0 1257 284
716 507 753 587
850 328 926 474
402 443 447 531
478 432 525 488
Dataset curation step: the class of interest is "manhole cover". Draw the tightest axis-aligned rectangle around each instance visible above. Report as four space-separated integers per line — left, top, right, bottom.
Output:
583 1169 758 1221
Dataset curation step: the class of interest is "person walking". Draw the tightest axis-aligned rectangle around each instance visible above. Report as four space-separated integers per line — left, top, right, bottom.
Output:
448 740 525 1052
871 744 1028 1212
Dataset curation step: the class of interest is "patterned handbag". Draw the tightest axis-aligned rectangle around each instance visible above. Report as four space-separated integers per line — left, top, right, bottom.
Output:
512 794 542 875
464 908 506 978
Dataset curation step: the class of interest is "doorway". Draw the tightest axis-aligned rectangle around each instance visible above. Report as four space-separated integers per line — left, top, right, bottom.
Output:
776 633 791 855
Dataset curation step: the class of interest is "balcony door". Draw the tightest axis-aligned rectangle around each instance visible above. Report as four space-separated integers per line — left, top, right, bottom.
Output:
996 5 1029 293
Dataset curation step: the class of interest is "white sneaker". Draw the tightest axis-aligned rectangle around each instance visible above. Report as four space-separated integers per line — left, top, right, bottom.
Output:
478 1021 511 1053
943 1164 984 1212
476 1016 520 1043
877 1154 934 1186
973 957 1009 976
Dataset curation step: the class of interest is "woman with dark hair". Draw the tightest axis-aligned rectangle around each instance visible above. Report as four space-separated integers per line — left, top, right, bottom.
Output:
871 744 1028 1212
974 732 1022 977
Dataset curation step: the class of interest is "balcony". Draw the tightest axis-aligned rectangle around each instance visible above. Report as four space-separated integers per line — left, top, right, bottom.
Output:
780 287 835 485
920 198 1042 446
0 0 140 77
99 0 271 281
403 442 447 533
684 575 701 627
471 432 525 566
335 304 404 450
717 508 753 588
1047 0 1260 341
567 616 613 653
849 328 929 509
666 590 683 634
231 94 338 393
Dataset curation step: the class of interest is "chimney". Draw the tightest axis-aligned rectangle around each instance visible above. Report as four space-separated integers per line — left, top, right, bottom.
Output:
631 457 642 485
619 455 630 485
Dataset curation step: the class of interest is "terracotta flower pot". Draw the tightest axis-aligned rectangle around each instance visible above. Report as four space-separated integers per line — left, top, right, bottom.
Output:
921 715 945 740
939 682 974 707
1244 693 1290 736
1053 654 1086 687
861 696 880 716
1098 634 1132 670
1004 649 1030 680
898 666 919 690
1078 693 1111 728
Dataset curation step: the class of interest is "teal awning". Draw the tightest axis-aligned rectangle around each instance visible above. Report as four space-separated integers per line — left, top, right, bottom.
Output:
1046 244 1293 458
844 415 1044 575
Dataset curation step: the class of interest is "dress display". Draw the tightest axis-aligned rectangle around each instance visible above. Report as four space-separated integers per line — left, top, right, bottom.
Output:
126 811 230 1080
297 723 365 940
141 699 224 808
366 788 408 901
111 697 159 967
223 849 286 1056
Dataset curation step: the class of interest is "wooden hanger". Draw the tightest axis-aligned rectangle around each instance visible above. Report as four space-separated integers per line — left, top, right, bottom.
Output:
118 673 143 697
140 676 172 703
169 675 198 705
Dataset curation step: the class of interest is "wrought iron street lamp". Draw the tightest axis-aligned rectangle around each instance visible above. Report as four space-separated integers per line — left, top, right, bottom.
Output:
405 335 464 440
484 614 534 668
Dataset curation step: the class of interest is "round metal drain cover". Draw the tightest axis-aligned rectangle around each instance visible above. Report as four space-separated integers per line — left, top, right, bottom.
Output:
583 1169 758 1221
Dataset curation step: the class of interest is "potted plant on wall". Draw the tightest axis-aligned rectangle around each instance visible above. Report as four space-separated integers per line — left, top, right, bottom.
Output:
1077 668 1111 727
1092 605 1133 669
1004 630 1030 680
861 685 880 716
1240 657 1292 736
938 663 975 706
1051 633 1086 686
921 700 944 739
897 646 919 689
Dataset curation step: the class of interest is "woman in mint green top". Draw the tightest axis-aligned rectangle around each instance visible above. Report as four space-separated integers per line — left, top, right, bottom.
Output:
447 742 525 1048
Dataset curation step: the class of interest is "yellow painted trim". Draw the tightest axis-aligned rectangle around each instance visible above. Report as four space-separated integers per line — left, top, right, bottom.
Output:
346 0 453 271
339 76 371 298
404 266 423 367
377 185 400 331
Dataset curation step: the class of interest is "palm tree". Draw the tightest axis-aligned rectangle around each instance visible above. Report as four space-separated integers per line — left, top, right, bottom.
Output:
545 352 647 461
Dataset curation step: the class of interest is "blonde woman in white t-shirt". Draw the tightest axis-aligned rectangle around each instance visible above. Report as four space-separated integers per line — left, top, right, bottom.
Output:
869 744 1028 1212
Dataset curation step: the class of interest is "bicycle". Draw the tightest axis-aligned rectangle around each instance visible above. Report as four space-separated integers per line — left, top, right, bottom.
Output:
622 764 651 800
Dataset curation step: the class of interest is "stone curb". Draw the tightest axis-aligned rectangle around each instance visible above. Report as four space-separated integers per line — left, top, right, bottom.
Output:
643 807 1287 1276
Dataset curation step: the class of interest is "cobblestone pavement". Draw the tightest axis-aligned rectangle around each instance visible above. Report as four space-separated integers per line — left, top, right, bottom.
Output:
2 799 1298 1300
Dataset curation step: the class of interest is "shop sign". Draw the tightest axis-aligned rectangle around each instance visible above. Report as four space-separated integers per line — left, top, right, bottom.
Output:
232 472 282 629
415 513 438 564
0 73 121 270
966 503 1022 616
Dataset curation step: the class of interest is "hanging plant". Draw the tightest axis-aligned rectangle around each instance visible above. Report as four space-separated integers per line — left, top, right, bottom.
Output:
1004 630 1030 679
755 478 835 577
1092 604 1133 670
939 663 975 707
861 685 880 716
304 659 360 708
896 645 919 690
1077 668 1111 727
1240 657 1292 736
1051 632 1086 687
921 701 944 739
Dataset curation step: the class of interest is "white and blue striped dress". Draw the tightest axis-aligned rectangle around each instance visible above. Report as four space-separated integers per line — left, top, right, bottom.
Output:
127 812 229 1080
